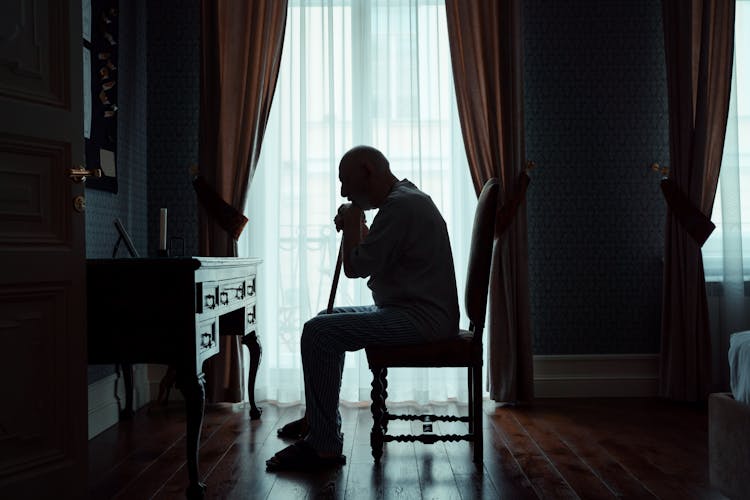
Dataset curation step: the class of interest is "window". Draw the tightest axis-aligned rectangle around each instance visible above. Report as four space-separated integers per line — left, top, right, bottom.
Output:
703 1 750 281
239 0 477 404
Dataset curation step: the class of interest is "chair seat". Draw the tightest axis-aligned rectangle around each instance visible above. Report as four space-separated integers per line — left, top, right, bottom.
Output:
366 329 477 368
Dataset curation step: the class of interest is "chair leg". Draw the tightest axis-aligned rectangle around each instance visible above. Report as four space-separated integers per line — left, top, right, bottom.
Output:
467 366 474 434
472 364 483 464
380 368 389 433
370 368 385 463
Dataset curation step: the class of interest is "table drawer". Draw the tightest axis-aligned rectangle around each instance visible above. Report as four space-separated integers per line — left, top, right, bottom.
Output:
197 317 219 361
246 302 258 334
197 275 257 315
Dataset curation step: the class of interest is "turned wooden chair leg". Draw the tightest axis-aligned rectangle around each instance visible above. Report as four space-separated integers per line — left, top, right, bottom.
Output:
370 368 385 462
380 367 389 433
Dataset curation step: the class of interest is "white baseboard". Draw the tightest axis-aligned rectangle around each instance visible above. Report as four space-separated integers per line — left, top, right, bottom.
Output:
87 365 150 439
533 354 659 398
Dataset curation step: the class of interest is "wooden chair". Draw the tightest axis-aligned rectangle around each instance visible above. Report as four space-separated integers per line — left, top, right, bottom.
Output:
365 177 500 465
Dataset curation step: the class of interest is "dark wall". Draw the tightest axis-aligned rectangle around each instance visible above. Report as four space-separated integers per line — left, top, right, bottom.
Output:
523 0 669 354
146 0 200 258
87 0 199 261
85 0 148 261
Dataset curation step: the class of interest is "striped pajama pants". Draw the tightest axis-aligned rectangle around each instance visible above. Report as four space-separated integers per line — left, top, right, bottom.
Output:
301 305 426 455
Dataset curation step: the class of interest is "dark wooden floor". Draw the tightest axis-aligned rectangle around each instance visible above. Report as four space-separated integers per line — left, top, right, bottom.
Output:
88 398 726 499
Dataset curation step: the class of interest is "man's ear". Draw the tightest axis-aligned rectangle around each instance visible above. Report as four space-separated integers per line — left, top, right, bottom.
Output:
362 162 375 176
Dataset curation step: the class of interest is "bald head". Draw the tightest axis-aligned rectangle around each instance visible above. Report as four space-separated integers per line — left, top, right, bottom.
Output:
340 146 390 174
338 146 397 210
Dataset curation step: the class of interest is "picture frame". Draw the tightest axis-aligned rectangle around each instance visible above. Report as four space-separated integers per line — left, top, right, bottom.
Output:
83 0 119 192
113 218 140 258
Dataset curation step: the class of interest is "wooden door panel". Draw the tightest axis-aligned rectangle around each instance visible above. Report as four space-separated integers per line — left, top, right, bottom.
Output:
0 135 70 248
0 1 69 107
0 285 71 473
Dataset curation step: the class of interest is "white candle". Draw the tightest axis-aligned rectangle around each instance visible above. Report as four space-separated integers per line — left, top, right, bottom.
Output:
159 208 168 251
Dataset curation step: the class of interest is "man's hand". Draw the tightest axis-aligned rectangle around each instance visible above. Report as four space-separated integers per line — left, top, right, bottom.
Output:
334 203 368 237
333 203 352 232
335 203 369 279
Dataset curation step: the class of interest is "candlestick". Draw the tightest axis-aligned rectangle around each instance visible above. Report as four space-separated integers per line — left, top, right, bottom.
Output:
159 208 168 252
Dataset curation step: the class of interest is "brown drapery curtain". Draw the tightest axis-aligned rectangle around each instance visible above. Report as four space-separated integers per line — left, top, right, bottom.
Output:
199 0 287 402
659 0 734 401
445 0 533 402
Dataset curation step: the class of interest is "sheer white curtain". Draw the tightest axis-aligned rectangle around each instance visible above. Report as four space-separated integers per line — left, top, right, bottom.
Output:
238 0 477 406
703 0 750 389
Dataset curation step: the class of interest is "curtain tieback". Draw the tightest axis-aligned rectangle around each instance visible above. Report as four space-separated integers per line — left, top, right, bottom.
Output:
660 177 715 246
193 174 248 240
495 171 531 237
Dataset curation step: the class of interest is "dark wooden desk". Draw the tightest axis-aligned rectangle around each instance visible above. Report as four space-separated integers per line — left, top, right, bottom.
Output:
87 257 262 499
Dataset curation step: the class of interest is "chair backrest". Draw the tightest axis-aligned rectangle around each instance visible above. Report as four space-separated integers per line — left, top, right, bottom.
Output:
464 178 499 331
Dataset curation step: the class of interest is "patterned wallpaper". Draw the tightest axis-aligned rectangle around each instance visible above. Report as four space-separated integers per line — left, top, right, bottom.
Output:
146 0 199 258
523 0 669 354
85 0 148 260
87 0 199 261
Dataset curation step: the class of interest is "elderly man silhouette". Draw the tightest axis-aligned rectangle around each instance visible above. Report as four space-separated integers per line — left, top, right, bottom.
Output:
266 145 459 471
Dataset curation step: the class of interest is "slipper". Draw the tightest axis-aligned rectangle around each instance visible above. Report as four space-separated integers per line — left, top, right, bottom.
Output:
276 418 345 441
266 441 346 472
276 417 308 440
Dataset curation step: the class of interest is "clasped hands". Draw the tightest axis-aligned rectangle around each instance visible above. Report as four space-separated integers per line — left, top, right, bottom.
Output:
334 203 368 237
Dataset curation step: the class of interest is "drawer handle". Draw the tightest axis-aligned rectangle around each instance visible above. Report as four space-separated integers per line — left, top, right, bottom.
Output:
219 291 229 305
205 295 215 309
201 332 213 348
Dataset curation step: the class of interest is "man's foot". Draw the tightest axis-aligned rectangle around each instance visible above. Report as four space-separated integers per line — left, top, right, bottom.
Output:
276 416 309 440
266 440 346 472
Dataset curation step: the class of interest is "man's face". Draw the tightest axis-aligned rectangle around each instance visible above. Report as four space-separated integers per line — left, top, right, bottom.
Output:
339 161 372 210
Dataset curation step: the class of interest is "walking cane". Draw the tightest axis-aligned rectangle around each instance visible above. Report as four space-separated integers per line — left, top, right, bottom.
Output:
326 239 344 314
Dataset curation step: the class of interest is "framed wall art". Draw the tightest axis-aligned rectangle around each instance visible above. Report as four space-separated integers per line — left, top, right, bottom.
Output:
83 0 119 192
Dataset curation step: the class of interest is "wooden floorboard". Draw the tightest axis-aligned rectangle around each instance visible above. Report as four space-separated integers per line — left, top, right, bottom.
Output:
87 398 728 499
492 409 578 499
508 408 615 500
484 422 539 499
521 405 656 499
